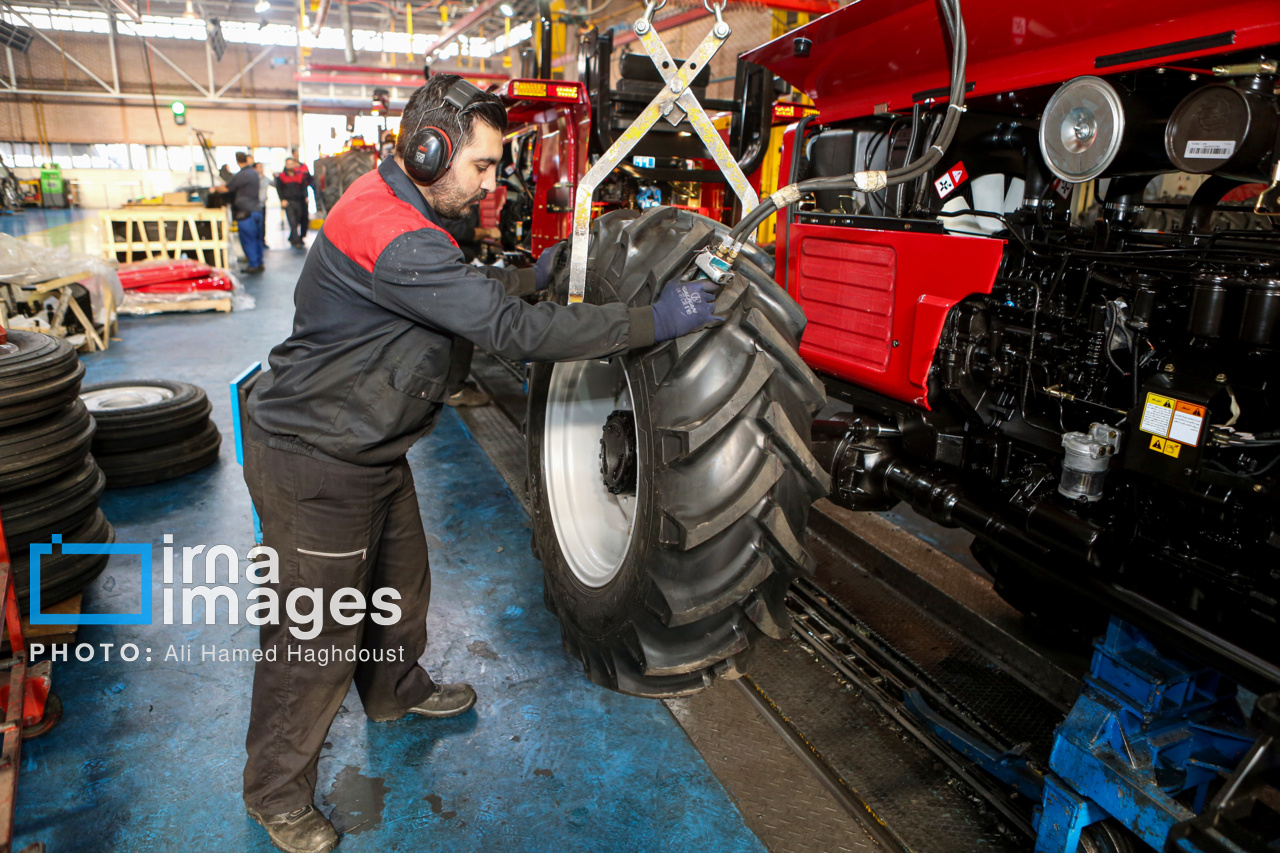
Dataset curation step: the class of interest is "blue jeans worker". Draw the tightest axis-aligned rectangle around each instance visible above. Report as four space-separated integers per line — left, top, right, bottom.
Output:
216 151 265 273
240 74 720 853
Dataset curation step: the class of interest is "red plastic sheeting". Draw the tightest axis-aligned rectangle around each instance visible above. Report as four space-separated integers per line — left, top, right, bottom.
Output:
119 259 213 290
127 274 234 294
118 259 233 295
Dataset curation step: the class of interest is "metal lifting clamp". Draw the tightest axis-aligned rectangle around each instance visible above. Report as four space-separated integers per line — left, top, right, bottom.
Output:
566 0 760 303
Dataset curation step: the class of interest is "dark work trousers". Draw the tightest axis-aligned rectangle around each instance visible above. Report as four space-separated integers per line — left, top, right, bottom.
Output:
284 202 309 245
241 433 437 814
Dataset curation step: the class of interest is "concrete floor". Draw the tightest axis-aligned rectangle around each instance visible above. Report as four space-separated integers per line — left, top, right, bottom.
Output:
11 217 767 852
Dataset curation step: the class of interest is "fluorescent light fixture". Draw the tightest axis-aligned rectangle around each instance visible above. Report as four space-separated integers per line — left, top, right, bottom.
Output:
499 3 514 15
254 0 270 12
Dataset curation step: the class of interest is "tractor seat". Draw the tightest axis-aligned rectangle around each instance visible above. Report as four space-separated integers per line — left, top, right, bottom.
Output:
609 52 714 129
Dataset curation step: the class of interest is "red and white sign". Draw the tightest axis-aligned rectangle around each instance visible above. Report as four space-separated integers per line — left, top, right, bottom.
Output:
934 162 968 199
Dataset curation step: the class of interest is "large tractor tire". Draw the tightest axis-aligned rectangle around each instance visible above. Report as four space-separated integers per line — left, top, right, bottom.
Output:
526 207 830 698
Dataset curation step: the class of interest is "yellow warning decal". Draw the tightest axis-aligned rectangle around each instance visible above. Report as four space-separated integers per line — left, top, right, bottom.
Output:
1139 393 1176 437
1150 435 1181 458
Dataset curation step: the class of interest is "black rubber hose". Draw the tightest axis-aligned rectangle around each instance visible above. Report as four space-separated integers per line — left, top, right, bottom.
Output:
731 0 967 242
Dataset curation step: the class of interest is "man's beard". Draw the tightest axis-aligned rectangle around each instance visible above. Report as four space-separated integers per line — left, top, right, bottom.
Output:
426 172 488 219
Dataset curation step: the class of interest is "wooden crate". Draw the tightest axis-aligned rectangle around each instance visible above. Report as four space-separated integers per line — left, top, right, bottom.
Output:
118 293 232 315
100 206 231 270
0 271 117 352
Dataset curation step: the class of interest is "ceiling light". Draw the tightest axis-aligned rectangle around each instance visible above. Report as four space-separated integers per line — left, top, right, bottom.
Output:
499 4 514 16
254 0 270 12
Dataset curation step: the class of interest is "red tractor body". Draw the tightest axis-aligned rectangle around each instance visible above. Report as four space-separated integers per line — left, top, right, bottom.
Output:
746 0 1280 408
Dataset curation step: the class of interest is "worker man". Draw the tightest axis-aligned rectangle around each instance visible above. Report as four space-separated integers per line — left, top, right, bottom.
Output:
274 157 315 248
216 151 265 273
240 73 719 853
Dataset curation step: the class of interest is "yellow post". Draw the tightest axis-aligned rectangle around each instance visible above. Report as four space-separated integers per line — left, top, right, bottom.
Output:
549 0 566 80
405 4 414 62
503 16 511 68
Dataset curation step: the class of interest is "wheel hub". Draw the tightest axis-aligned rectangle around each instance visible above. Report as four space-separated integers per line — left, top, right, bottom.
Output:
599 410 637 495
80 385 175 412
543 358 639 588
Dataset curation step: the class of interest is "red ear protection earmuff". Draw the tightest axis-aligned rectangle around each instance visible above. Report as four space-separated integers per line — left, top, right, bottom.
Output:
402 78 485 186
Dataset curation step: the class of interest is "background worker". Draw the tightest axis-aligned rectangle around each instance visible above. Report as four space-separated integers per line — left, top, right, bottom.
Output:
215 151 265 273
275 157 315 248
240 74 718 853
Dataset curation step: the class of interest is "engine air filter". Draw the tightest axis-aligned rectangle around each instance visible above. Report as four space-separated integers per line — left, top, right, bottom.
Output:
1040 76 1130 182
1166 83 1279 180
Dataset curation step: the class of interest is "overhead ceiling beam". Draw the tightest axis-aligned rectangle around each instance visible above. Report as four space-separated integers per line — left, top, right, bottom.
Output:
214 43 273 97
106 0 141 24
427 0 504 58
147 40 213 97
0 2 117 93
0 87 298 105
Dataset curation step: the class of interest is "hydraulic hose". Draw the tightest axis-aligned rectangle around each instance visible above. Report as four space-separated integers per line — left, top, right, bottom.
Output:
730 0 968 242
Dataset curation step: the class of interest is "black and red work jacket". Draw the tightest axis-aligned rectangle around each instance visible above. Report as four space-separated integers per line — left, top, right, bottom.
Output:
250 156 654 466
274 168 314 205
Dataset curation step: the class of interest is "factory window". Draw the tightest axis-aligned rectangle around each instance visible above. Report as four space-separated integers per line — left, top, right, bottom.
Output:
167 146 192 171
10 143 34 168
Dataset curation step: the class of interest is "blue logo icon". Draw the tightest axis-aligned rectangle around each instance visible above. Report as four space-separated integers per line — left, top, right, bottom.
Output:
28 535 152 625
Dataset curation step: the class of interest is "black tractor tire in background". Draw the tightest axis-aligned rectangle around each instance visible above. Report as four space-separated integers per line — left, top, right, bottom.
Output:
8 508 114 607
95 419 222 488
0 399 95 493
80 379 212 454
0 456 105 551
526 207 830 698
0 330 86 429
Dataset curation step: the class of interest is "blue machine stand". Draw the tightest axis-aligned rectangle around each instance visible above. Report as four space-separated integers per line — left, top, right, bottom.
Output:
1034 618 1258 852
229 362 263 544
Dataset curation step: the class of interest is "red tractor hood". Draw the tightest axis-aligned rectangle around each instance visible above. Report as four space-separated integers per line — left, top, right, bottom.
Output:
740 0 1280 124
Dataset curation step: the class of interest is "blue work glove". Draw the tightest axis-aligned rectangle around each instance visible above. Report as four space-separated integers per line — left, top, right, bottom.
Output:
534 242 564 291
651 279 720 342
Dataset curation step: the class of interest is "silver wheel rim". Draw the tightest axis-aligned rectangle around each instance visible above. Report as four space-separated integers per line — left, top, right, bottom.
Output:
543 358 639 588
81 385 176 411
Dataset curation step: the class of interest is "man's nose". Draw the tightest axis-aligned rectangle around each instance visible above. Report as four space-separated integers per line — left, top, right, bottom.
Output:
482 167 498 193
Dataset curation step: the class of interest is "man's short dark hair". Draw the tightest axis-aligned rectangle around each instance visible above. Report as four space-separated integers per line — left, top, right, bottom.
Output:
235 151 250 166
395 74 507 161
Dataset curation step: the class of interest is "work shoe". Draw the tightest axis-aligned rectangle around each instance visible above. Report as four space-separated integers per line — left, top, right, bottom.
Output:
408 682 477 717
446 386 490 407
246 265 265 274
374 683 478 721
246 804 338 853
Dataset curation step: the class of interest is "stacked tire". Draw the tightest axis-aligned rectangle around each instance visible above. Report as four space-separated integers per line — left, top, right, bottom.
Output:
0 330 114 609
80 380 221 488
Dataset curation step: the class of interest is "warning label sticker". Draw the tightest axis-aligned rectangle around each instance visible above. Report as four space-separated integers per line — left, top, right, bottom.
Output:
1150 435 1181 458
934 162 968 199
1139 393 1176 437
1169 401 1205 446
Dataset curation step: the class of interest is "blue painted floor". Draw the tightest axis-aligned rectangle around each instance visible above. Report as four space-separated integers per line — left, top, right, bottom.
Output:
0 208 93 238
12 224 766 852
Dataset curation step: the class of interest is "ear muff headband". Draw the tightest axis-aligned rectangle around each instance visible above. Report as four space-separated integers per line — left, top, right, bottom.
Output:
403 78 487 186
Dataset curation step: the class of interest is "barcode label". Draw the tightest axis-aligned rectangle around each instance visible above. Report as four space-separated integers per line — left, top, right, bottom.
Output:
1184 140 1235 159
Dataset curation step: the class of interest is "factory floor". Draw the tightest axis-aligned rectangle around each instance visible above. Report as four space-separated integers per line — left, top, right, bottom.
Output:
10 214 767 853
